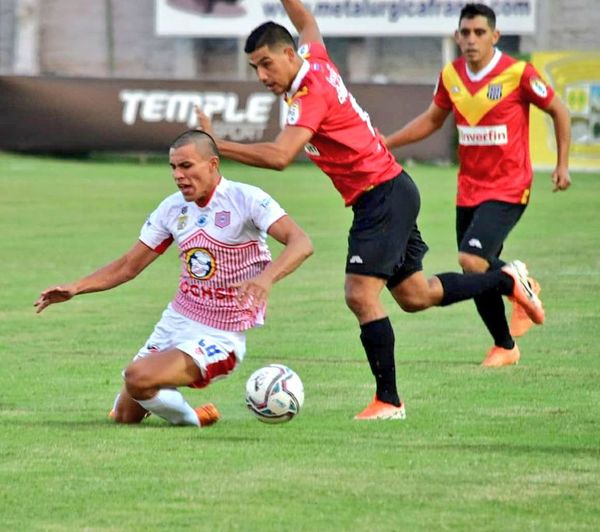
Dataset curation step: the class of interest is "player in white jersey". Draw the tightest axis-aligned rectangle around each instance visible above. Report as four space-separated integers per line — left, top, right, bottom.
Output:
34 130 313 428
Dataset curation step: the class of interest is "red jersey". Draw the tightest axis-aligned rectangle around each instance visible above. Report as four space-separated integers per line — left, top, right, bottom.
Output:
433 51 554 207
285 42 402 206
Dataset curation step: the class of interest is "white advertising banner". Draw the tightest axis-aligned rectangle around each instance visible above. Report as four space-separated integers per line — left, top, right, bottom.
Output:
156 0 536 37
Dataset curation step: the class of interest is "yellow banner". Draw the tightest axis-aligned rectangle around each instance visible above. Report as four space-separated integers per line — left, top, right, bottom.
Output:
530 51 600 172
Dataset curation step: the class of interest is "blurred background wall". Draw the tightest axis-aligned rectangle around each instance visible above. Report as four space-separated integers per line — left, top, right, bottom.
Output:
1 0 599 166
1 0 599 81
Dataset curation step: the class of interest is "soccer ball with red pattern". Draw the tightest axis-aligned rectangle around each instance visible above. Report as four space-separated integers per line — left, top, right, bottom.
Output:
245 364 304 424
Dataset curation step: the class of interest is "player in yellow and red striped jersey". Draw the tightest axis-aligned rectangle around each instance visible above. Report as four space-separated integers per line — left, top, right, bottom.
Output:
196 1 548 419
386 3 571 368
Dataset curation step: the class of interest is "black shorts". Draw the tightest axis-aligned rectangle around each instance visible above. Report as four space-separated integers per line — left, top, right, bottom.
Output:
456 200 526 262
346 171 429 289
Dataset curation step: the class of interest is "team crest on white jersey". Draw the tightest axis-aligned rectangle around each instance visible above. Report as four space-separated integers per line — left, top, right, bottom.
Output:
185 247 216 280
215 211 231 228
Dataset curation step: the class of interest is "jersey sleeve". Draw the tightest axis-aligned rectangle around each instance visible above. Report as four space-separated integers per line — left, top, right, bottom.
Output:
285 88 328 132
433 71 452 110
286 42 330 132
139 199 174 254
247 189 287 234
297 41 328 61
520 63 555 109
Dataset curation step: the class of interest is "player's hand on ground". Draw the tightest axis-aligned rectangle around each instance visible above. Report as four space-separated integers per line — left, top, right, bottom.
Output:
34 285 76 314
551 167 571 192
234 276 272 311
194 105 215 137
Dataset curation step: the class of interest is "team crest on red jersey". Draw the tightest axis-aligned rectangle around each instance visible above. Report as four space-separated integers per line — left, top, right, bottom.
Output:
215 211 231 228
487 83 503 100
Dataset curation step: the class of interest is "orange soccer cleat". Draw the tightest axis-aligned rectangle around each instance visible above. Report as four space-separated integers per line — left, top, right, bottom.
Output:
510 277 541 337
481 344 521 368
501 261 544 325
195 403 220 427
354 396 406 420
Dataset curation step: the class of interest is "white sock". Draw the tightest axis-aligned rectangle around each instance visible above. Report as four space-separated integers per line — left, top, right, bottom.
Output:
135 388 199 426
111 393 121 412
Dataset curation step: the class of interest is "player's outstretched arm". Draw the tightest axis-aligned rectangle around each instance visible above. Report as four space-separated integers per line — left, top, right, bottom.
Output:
235 215 313 309
385 102 450 149
544 95 572 192
281 0 323 45
34 241 160 314
196 105 313 170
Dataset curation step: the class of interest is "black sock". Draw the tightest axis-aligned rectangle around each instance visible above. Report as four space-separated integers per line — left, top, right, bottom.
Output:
437 270 513 306
474 292 514 349
360 317 400 407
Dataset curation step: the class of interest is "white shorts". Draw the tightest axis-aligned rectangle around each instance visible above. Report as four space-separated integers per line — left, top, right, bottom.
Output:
134 304 247 389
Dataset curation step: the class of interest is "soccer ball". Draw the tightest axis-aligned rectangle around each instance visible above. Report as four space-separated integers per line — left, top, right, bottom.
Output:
245 364 304 424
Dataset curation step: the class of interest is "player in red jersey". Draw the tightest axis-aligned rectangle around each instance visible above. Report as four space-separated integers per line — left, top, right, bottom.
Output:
195 0 545 419
385 3 571 368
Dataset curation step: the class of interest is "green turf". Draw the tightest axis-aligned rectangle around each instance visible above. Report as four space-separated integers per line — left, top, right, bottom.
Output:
1 152 599 531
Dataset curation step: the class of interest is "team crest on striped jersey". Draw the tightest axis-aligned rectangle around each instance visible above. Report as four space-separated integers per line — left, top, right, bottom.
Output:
487 83 503 100
215 211 231 228
185 247 217 280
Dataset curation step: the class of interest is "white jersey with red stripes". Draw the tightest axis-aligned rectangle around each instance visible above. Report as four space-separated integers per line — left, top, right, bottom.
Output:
139 176 286 332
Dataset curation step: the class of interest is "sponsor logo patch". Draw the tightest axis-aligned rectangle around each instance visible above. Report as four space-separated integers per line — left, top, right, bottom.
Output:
287 102 301 125
196 214 209 228
304 143 320 156
297 44 309 58
259 197 272 209
468 238 483 249
177 215 188 230
185 247 216 280
530 77 548 98
457 125 508 146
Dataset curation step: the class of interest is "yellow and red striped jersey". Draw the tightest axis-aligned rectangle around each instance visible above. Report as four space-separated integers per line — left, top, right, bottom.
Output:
434 51 554 207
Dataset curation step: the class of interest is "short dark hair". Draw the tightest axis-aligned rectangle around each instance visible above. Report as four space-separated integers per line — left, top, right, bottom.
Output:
244 21 295 54
459 3 496 30
170 130 220 158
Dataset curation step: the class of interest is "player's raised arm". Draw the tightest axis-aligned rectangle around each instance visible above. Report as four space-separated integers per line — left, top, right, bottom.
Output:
235 215 313 309
281 0 323 45
196 106 313 170
34 241 160 314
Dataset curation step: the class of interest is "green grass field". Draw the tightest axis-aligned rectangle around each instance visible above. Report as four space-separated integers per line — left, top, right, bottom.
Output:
1 151 599 531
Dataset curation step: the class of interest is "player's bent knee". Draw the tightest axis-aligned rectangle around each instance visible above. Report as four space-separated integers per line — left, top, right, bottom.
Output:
123 362 156 397
398 297 430 313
